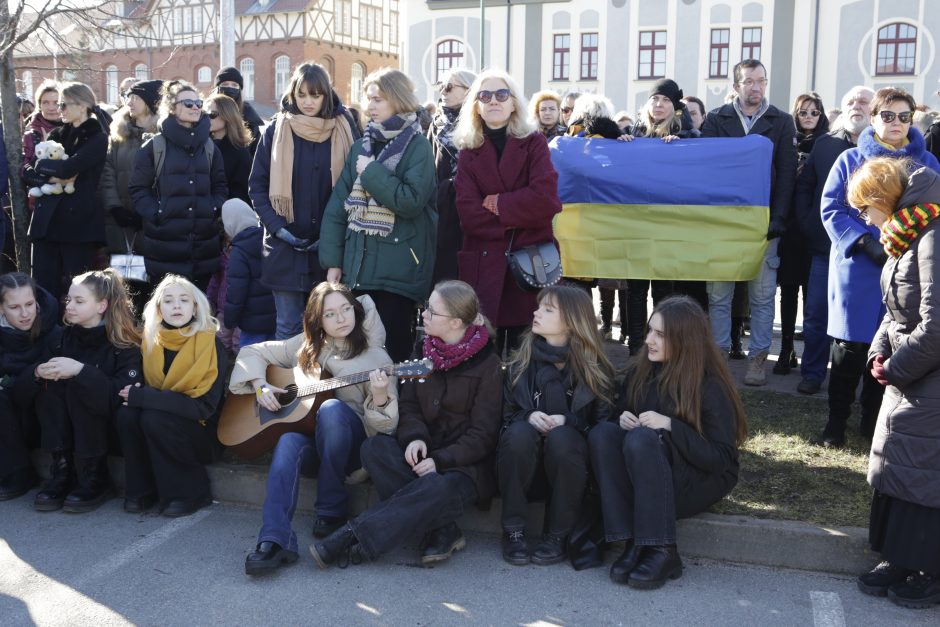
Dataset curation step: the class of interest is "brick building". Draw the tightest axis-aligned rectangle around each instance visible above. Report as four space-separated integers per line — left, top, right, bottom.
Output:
15 0 400 115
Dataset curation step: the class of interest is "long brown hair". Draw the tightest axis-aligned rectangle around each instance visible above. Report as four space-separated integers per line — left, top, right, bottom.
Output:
297 282 367 374
508 284 614 405
205 93 252 148
626 296 747 445
72 269 141 349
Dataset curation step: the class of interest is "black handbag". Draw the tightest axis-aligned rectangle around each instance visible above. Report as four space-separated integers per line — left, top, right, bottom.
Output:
505 229 562 292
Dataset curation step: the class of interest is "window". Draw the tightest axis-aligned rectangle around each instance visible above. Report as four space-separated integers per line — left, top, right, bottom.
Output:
320 56 335 81
351 62 365 102
553 34 570 80
240 58 255 101
105 65 119 105
709 28 729 78
389 11 398 46
135 63 149 80
742 27 762 60
580 32 598 80
436 39 464 82
336 0 352 36
21 70 33 99
360 5 382 42
876 23 917 75
638 30 666 79
197 66 212 84
274 56 291 100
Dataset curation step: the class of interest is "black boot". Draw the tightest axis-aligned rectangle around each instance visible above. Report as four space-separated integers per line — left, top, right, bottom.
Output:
421 522 467 565
773 335 796 375
245 541 299 575
309 523 359 569
627 545 683 590
64 457 113 513
610 541 644 584
502 529 529 566
34 450 76 512
530 533 568 566
0 467 39 501
729 318 746 360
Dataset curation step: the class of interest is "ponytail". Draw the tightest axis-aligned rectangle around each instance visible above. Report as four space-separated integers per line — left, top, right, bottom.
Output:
72 269 141 349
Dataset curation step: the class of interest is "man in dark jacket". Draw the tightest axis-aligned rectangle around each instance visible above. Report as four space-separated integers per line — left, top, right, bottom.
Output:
793 86 874 396
701 59 797 387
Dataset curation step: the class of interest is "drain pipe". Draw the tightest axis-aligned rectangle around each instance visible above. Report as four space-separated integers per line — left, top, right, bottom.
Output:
811 0 820 89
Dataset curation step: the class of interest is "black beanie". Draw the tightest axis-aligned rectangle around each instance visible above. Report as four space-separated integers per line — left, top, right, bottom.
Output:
128 79 163 114
650 79 684 111
215 66 244 89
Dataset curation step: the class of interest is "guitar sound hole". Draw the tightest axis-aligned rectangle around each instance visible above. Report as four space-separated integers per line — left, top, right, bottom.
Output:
277 385 298 405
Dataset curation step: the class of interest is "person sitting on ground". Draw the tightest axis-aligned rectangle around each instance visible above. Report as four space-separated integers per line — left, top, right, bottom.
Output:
310 280 502 570
230 282 398 575
589 295 747 590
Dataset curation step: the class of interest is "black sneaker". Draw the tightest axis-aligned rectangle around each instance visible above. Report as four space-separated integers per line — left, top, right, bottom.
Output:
888 571 940 608
502 530 529 566
857 561 913 597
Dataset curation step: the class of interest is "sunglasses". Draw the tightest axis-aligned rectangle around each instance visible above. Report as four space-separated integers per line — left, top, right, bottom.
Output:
561 107 573 114
798 110 821 118
878 110 913 124
177 98 204 110
477 89 511 104
56 101 76 110
205 111 220 119
442 83 465 94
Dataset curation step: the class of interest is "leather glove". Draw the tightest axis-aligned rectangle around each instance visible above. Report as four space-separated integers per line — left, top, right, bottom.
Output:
275 227 310 250
110 206 142 229
854 235 888 267
870 354 889 386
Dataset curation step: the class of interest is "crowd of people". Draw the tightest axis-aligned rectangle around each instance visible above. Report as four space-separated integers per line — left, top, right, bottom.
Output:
1 57 939 606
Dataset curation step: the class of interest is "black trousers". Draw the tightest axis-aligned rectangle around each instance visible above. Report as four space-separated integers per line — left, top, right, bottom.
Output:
626 280 674 350
828 339 885 430
358 290 416 363
588 422 678 545
36 380 110 459
672 281 708 313
117 408 218 503
779 284 807 340
0 390 33 476
599 288 627 329
31 240 96 306
352 434 477 560
497 421 589 535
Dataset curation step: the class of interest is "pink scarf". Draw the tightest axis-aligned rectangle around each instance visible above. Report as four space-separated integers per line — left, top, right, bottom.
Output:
423 325 490 371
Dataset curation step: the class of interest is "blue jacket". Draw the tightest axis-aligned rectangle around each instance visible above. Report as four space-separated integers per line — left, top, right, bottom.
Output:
224 225 275 335
822 126 940 341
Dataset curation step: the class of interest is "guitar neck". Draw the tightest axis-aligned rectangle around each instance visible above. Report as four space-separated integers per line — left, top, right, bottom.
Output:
296 364 395 398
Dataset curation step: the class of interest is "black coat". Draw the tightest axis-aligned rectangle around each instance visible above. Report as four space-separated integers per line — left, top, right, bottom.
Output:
925 120 940 164
24 117 108 243
428 106 462 283
242 101 265 156
0 286 62 379
701 102 798 236
248 118 335 293
224 225 275 335
214 136 252 204
129 116 228 281
793 128 856 258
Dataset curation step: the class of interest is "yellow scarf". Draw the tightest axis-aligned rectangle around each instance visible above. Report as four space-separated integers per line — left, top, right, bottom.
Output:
873 134 910 151
143 327 218 398
269 111 354 223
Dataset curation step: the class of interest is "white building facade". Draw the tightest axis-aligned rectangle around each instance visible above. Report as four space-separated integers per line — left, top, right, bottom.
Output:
402 0 940 115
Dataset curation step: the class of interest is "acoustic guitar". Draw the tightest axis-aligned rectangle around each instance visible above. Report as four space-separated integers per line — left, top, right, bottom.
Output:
218 359 434 460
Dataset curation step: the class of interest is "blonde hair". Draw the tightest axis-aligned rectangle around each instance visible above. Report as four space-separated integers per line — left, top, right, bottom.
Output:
454 69 535 150
34 80 58 107
157 80 201 127
60 82 97 117
529 90 561 124
432 280 494 337
361 68 420 116
141 274 218 352
846 157 912 217
71 269 141 349
570 93 615 124
640 100 684 138
205 93 252 148
439 68 477 92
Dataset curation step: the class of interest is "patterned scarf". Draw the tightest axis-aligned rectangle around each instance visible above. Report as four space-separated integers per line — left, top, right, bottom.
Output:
423 324 489 371
881 202 940 258
344 112 421 237
431 106 460 177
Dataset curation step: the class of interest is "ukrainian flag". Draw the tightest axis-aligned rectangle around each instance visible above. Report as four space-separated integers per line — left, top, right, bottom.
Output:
550 135 772 281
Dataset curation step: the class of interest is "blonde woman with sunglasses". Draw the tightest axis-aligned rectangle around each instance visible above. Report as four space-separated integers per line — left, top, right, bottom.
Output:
129 80 228 293
453 69 562 356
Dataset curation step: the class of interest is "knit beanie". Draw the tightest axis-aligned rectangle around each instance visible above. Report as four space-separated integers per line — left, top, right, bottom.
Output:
128 80 163 114
215 66 244 89
650 79 684 111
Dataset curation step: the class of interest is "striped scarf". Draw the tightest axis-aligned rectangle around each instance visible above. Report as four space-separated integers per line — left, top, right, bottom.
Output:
344 112 420 237
881 202 940 258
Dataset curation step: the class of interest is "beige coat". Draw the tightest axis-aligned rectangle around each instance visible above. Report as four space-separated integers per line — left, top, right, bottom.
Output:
228 295 398 437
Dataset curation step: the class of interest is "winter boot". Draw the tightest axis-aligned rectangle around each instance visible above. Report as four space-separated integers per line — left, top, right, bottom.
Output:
63 457 113 513
34 450 76 511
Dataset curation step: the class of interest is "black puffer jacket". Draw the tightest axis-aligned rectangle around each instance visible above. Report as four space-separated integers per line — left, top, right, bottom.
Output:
129 115 228 281
0 286 62 379
24 117 108 243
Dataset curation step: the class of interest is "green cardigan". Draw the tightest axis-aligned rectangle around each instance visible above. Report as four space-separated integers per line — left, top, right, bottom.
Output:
319 135 438 303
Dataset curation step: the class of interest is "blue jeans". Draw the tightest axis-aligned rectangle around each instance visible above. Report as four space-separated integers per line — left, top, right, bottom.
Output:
257 399 367 552
707 238 779 355
239 331 275 347
800 255 831 383
272 291 307 340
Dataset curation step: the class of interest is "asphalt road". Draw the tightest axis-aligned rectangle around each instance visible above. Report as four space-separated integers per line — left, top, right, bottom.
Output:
1 499 937 626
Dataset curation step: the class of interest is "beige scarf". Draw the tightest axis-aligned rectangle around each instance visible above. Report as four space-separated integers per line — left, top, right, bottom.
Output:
269 111 354 222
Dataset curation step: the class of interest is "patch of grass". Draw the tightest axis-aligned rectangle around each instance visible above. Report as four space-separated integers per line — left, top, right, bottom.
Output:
710 389 871 528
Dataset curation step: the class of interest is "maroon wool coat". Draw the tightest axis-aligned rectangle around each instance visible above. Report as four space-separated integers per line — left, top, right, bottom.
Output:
454 132 562 327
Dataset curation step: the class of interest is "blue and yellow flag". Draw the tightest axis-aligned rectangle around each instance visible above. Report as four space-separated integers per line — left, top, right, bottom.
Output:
550 135 773 281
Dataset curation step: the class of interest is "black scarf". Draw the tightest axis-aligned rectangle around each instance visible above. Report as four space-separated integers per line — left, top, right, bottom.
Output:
531 338 572 415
